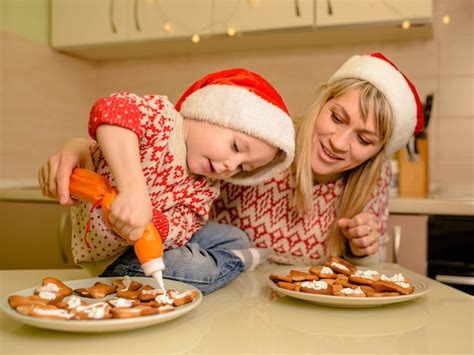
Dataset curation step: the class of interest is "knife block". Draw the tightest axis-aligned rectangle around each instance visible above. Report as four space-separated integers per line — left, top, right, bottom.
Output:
397 137 428 198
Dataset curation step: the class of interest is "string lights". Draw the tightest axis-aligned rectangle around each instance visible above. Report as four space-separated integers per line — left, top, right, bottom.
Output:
150 0 246 44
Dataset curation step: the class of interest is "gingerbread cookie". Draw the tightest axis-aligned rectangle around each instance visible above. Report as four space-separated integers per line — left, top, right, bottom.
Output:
74 282 117 298
270 258 415 299
300 280 333 295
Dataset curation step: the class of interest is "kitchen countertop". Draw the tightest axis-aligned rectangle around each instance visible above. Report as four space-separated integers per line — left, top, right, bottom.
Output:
1 264 472 354
1 187 473 216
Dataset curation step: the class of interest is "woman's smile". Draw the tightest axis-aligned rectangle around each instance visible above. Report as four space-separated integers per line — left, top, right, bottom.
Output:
320 142 343 161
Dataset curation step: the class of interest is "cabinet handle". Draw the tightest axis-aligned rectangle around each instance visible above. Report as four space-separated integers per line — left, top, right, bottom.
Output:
110 0 118 33
134 0 142 31
57 211 71 263
393 225 401 263
294 0 301 17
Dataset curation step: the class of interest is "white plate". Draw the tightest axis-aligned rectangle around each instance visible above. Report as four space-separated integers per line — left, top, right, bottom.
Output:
266 267 430 308
1 277 202 333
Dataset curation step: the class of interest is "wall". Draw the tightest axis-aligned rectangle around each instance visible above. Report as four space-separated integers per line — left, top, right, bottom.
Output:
0 0 97 186
1 0 473 198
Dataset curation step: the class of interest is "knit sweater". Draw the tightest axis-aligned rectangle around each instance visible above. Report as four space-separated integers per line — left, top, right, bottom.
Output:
212 160 391 265
71 93 220 276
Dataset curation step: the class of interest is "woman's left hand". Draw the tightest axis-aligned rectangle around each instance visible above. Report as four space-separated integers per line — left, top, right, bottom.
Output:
337 212 380 257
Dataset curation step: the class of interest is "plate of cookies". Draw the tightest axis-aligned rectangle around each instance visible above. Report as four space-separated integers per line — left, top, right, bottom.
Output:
1 276 202 332
267 257 430 308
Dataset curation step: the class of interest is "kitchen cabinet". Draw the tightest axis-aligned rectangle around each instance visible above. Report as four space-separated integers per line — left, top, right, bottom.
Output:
213 0 313 34
386 213 428 275
50 0 433 60
51 0 130 47
0 201 76 269
315 0 432 27
51 0 214 47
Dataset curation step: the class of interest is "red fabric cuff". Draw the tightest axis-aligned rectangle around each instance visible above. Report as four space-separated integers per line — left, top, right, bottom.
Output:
88 96 142 140
152 211 169 242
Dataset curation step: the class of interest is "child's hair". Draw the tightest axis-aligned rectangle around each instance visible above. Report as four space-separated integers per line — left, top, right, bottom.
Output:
175 68 295 186
293 78 394 256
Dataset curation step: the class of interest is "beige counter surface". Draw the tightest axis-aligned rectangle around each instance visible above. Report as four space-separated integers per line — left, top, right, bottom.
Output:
389 197 474 216
1 264 472 354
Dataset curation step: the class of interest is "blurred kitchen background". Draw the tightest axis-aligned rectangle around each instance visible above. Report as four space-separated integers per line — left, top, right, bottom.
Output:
0 1 473 291
1 0 472 200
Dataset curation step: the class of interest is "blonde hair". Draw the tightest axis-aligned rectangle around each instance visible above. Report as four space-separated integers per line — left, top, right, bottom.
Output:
293 78 394 256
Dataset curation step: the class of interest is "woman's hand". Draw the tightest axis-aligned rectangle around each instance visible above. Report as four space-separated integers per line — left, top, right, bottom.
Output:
337 212 380 257
108 188 152 243
37 138 95 205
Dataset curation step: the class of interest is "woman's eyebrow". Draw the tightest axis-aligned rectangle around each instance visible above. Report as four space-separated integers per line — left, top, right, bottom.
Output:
333 103 378 137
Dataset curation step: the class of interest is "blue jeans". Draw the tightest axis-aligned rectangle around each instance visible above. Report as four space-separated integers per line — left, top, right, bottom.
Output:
100 222 247 294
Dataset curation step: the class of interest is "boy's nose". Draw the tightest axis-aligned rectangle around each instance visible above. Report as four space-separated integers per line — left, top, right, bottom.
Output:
223 158 240 173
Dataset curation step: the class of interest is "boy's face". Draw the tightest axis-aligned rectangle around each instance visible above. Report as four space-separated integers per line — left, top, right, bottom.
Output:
183 119 278 180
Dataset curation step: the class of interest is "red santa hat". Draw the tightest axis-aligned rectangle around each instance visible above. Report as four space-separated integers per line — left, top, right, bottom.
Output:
329 53 424 154
175 68 295 185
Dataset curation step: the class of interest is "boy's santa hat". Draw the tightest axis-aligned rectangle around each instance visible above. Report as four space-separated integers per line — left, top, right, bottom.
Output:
329 52 424 154
176 68 295 185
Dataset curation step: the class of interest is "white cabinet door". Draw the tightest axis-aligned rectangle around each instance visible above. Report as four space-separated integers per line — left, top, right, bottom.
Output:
316 0 432 27
213 0 314 34
130 0 213 40
51 0 130 47
386 214 428 275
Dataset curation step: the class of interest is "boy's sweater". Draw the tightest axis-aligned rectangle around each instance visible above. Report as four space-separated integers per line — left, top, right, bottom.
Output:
71 93 220 276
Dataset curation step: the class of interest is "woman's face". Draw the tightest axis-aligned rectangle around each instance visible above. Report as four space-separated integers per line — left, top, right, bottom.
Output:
311 89 383 183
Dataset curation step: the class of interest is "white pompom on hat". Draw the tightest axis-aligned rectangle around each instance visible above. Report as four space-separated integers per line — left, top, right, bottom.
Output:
175 68 295 185
328 52 424 154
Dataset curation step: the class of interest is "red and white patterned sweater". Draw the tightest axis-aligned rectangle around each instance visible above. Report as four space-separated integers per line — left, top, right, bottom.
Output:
212 160 391 265
71 93 220 275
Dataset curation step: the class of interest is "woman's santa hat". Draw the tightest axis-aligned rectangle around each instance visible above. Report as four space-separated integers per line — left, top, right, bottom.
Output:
175 68 295 185
329 52 424 154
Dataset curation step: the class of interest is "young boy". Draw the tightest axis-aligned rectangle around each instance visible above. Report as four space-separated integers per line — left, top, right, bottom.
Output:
65 68 294 293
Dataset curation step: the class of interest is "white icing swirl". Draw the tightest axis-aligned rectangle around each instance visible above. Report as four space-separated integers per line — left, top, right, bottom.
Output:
301 280 328 290
155 294 174 305
141 288 164 295
75 302 108 319
109 298 135 308
33 307 73 319
36 283 60 300
352 269 379 280
331 261 349 272
121 276 132 291
340 287 364 296
66 296 82 309
320 266 334 275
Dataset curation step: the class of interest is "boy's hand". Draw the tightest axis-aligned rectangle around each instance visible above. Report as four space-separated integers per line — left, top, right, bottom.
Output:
337 212 380 257
38 138 95 205
108 188 152 243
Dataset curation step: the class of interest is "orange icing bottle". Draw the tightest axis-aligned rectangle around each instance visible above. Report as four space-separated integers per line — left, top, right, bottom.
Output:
69 168 165 291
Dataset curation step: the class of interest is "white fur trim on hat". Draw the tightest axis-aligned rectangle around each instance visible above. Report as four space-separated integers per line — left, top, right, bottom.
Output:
329 55 417 154
179 84 295 185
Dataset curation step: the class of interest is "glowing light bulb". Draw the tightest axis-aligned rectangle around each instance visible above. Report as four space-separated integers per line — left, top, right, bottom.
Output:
191 34 200 43
226 27 236 37
442 14 451 25
163 22 172 33
401 20 411 30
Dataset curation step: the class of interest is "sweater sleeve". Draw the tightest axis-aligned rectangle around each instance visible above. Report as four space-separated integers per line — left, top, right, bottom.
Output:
88 93 143 141
364 159 392 262
151 182 221 250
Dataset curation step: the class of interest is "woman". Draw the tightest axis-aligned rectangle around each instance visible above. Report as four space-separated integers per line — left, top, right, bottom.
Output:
212 53 423 266
38 53 423 289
